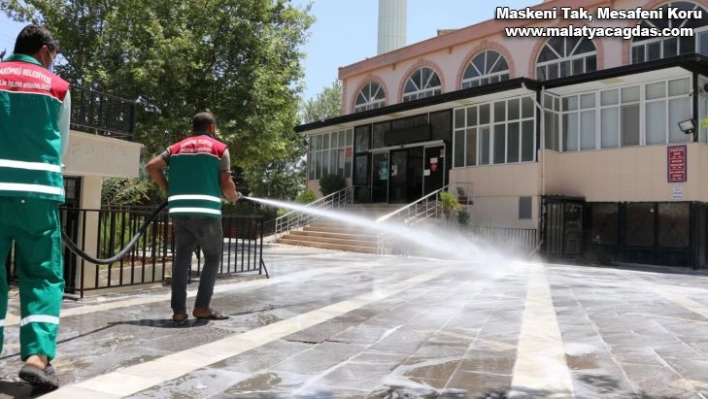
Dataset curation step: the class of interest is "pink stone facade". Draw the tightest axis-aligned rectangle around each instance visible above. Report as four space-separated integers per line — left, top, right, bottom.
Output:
340 0 708 114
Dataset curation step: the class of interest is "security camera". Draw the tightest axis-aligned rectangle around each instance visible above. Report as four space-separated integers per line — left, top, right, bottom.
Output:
703 83 708 93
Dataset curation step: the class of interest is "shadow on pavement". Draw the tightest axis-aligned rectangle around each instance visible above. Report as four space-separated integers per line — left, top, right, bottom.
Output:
0 381 55 399
107 318 210 329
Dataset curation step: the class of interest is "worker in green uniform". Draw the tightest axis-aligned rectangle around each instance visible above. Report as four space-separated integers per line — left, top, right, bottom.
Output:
0 25 71 391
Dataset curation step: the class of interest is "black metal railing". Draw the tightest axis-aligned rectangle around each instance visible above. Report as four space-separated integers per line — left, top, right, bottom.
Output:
70 86 135 138
54 205 267 298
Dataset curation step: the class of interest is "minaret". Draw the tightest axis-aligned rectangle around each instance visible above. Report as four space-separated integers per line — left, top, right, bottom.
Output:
377 0 407 55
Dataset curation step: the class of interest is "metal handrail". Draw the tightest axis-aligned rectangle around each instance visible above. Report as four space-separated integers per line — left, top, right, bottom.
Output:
375 185 449 255
273 186 353 239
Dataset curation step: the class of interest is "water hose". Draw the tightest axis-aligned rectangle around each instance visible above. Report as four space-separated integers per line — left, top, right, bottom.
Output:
61 201 168 264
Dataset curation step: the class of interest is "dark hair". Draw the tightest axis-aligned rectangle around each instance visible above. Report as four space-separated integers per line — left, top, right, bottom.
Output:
14 24 58 56
193 112 216 131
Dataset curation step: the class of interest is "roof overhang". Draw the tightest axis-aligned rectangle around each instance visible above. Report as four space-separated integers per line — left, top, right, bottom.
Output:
542 53 708 95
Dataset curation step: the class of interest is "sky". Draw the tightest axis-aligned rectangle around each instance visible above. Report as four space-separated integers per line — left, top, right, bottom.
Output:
0 0 539 101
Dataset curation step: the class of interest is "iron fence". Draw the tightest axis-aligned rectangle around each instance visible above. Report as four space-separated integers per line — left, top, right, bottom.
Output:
70 85 135 138
2 205 268 298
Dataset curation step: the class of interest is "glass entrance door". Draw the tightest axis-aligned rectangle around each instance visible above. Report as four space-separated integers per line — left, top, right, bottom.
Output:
424 145 445 195
371 152 389 203
389 149 408 204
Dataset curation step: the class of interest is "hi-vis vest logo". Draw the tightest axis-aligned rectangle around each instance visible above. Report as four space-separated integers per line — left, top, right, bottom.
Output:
0 62 69 101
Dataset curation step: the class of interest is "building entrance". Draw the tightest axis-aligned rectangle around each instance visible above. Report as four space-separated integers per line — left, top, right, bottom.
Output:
370 144 445 204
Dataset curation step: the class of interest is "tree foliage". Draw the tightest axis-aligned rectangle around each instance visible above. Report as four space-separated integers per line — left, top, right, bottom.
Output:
301 80 342 123
1 0 315 199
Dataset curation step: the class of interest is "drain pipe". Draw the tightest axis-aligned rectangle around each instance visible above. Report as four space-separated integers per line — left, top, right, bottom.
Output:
522 82 546 255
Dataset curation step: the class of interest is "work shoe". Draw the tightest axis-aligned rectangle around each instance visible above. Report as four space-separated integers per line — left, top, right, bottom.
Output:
19 362 59 391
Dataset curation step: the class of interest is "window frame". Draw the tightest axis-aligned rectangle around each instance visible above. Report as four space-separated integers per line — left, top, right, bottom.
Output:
461 50 511 89
402 67 442 102
535 37 597 80
354 81 386 113
308 129 354 180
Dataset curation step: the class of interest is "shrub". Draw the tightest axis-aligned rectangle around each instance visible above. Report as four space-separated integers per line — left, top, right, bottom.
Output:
319 173 346 196
295 190 317 203
457 208 471 226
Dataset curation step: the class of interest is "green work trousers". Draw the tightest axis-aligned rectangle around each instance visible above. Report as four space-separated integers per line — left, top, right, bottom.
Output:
0 197 64 361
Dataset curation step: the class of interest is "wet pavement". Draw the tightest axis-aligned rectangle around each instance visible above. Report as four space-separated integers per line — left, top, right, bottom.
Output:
2 244 708 398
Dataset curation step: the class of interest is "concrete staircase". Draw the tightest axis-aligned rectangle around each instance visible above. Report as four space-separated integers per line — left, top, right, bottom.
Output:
276 204 403 253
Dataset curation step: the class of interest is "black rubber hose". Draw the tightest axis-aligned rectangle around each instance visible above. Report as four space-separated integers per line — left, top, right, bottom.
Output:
61 201 168 264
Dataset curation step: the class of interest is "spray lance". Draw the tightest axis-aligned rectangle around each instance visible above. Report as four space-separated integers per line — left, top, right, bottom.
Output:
61 191 249 265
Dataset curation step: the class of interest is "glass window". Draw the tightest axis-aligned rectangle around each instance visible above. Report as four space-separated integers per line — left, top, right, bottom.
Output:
509 98 520 120
699 29 708 55
480 104 490 125
580 110 595 150
621 104 640 147
601 108 619 148
354 81 386 113
494 101 506 123
621 86 640 103
403 67 442 101
454 130 465 168
563 113 579 151
631 2 708 63
454 109 465 129
521 120 535 162
669 97 692 143
466 128 477 167
536 37 597 80
646 101 667 144
354 126 370 153
646 82 666 100
479 127 491 165
462 50 510 89
669 78 691 97
522 97 535 118
508 122 520 163
493 124 506 164
601 89 618 106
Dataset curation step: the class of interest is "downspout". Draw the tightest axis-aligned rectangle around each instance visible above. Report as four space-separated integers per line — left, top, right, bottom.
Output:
522 82 546 255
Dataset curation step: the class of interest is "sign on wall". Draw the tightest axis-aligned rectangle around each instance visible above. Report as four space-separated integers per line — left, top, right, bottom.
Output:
667 145 687 183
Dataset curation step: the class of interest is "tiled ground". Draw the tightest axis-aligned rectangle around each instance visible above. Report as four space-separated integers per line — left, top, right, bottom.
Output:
1 245 708 398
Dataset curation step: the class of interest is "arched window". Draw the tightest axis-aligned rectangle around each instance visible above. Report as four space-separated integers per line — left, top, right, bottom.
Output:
354 81 385 113
462 50 510 89
631 1 708 63
536 37 597 80
402 67 441 102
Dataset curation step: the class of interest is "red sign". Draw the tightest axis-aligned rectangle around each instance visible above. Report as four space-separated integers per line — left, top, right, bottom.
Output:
667 145 687 183
430 163 438 172
345 147 353 157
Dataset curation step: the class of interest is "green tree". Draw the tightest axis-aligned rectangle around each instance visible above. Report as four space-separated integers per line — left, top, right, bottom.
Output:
247 79 342 199
1 0 315 196
301 80 342 123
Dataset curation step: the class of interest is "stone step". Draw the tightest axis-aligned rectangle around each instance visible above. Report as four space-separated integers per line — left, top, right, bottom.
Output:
287 230 378 242
276 237 378 254
304 225 377 235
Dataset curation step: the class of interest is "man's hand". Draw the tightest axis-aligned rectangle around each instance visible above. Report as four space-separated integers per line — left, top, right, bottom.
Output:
220 171 238 203
146 155 168 194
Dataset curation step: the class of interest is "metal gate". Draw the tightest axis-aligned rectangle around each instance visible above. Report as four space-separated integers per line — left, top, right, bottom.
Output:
541 196 585 260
